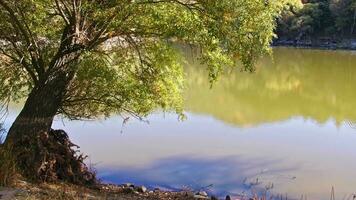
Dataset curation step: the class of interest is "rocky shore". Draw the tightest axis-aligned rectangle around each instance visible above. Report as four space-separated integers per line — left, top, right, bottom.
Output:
273 38 356 50
0 181 241 200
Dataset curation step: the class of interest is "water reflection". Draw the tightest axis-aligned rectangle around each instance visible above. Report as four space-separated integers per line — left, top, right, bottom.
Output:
99 155 297 197
185 48 356 126
46 113 356 199
4 48 356 199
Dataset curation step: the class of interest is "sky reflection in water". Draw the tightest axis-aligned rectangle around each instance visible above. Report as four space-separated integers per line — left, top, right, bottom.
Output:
48 114 356 199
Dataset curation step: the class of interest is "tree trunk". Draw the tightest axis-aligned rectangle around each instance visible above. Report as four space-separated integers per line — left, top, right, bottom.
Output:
6 78 65 143
4 58 96 184
3 71 67 178
351 10 356 35
6 48 80 143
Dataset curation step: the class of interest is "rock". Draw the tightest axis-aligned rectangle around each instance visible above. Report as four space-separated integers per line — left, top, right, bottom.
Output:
194 191 209 199
0 188 21 200
123 183 134 188
135 185 147 193
196 191 208 197
225 195 231 200
153 188 160 192
194 194 209 199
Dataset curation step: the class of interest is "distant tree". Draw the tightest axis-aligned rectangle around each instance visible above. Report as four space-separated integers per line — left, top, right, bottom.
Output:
277 0 356 38
277 2 325 38
331 0 356 35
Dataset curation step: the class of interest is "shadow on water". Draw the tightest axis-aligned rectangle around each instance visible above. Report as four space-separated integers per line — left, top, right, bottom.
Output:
98 155 298 197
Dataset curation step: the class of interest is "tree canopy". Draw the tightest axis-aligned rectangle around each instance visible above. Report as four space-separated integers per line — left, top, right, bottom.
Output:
0 0 289 121
0 0 297 184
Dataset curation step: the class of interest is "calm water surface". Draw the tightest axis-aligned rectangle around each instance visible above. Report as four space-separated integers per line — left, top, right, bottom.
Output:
5 48 356 199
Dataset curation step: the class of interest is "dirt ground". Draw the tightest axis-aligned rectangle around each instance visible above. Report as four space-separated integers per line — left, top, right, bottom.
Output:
0 182 206 200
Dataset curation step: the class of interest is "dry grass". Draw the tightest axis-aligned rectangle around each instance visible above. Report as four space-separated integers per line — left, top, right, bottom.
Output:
0 147 18 187
15 183 104 200
0 126 19 187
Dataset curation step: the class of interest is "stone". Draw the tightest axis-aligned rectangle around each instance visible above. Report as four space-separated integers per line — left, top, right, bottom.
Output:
196 191 208 196
136 185 147 193
0 188 24 200
194 191 209 199
225 195 232 200
194 194 209 199
123 183 134 188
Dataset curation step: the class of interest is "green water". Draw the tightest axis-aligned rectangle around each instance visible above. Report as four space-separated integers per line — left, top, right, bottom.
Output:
186 47 356 127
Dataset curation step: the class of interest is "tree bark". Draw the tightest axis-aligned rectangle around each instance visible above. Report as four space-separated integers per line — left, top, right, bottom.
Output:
2 48 98 183
6 74 67 144
5 47 81 143
3 70 67 178
4 69 95 184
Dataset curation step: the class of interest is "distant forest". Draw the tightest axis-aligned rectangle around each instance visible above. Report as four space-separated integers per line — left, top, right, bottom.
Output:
277 0 356 40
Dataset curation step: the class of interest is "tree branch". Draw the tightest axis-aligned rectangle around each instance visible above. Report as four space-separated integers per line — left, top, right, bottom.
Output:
55 0 70 25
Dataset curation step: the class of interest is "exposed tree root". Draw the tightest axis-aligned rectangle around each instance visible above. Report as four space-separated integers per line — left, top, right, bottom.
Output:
12 129 96 185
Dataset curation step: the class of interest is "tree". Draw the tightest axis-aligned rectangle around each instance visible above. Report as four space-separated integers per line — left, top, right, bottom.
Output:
330 0 356 34
0 0 287 182
277 0 337 39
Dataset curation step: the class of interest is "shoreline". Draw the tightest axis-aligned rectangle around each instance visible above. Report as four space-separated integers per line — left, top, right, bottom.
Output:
273 38 356 51
0 180 227 200
0 179 283 200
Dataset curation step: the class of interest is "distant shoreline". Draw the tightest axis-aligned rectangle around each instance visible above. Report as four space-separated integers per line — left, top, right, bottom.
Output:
273 38 356 51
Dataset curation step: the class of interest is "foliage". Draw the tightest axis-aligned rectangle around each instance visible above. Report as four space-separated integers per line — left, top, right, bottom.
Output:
0 0 287 121
277 0 356 39
330 0 356 34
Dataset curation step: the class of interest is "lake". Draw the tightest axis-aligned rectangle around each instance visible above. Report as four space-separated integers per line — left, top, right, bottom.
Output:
4 47 356 199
